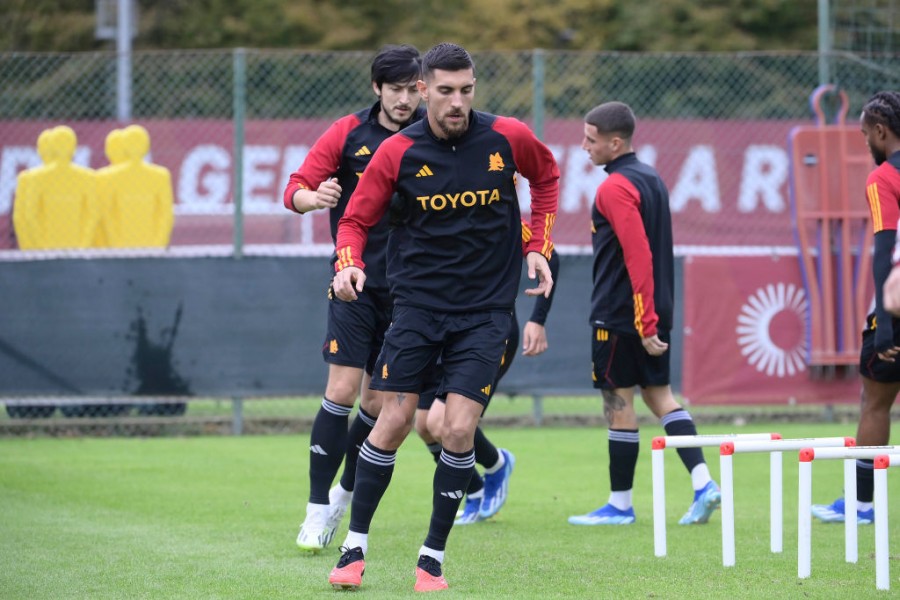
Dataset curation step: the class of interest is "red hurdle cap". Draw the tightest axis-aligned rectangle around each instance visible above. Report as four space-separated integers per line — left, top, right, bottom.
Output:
874 455 890 469
720 441 735 456
799 448 815 462
844 437 856 447
771 433 783 440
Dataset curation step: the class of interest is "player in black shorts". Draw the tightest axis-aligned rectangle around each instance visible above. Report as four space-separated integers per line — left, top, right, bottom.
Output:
282 45 424 553
812 91 900 524
568 101 721 528
328 43 558 592
414 229 560 525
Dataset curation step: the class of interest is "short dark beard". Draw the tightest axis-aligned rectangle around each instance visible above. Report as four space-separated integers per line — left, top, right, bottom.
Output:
380 101 412 128
438 114 468 140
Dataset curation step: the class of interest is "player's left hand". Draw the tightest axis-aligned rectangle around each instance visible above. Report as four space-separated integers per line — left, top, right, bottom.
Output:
524 252 553 298
642 334 669 357
522 321 548 356
877 346 900 362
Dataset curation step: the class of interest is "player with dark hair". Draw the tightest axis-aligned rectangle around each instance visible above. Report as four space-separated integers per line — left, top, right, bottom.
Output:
568 101 721 527
415 227 560 525
327 42 558 592
282 44 424 553
813 90 900 524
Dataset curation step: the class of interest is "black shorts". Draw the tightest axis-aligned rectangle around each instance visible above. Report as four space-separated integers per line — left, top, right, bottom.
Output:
859 314 900 382
415 310 519 410
373 305 511 406
591 327 670 390
322 286 392 375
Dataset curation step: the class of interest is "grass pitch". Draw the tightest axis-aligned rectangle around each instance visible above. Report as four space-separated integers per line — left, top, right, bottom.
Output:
0 423 897 599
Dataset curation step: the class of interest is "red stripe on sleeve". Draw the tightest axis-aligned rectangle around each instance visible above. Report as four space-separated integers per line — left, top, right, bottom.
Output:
492 117 559 259
283 114 360 212
598 172 659 337
334 134 412 273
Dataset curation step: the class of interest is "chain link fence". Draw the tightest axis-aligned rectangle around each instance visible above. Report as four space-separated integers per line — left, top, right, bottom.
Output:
1 48 898 431
2 49 898 254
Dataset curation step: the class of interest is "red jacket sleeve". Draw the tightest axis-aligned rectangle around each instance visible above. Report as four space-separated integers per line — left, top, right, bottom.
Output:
598 172 659 337
334 134 412 273
282 114 360 212
493 117 559 259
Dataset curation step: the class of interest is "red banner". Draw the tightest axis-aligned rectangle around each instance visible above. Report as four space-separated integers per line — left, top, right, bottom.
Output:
0 117 815 249
682 255 866 405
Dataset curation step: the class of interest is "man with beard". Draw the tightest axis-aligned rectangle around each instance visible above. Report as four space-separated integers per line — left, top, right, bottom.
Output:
813 90 900 524
283 44 424 554
327 42 559 592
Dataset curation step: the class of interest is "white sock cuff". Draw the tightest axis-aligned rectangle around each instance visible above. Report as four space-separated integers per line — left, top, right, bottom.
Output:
419 545 445 564
608 490 632 511
343 531 368 556
329 484 353 505
691 463 712 491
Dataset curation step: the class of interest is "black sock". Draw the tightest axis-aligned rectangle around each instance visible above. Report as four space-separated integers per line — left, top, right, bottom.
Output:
426 442 442 463
467 471 484 495
857 459 874 503
423 447 475 551
347 440 396 534
339 407 377 492
308 398 351 504
661 408 705 473
473 426 499 469
609 429 640 491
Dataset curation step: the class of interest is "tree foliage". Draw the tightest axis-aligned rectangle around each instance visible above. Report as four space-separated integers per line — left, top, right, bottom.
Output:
0 0 819 52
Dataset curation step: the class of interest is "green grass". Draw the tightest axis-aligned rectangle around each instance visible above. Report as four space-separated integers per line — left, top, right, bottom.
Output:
1 424 897 599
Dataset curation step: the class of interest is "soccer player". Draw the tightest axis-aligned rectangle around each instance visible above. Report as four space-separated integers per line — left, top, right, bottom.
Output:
812 90 900 524
327 42 558 592
282 44 424 553
414 227 560 525
568 101 721 527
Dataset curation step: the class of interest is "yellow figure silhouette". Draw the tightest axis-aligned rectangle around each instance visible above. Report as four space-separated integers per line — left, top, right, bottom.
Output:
97 124 174 248
94 129 128 247
12 126 99 249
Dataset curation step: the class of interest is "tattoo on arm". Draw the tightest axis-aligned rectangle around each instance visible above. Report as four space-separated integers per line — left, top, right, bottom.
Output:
602 389 626 424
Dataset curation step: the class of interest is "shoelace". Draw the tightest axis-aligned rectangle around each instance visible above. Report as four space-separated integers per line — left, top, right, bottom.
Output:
336 546 364 568
417 555 442 577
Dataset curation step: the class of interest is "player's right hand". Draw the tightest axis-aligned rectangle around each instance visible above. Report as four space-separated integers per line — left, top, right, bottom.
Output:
314 178 341 209
332 266 365 301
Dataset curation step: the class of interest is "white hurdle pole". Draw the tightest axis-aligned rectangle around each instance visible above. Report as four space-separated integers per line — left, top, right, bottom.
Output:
873 454 900 591
796 445 900 583
720 436 855 568
651 433 777 558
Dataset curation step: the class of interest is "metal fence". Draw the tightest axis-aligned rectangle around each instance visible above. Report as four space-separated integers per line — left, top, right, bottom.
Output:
1 49 898 431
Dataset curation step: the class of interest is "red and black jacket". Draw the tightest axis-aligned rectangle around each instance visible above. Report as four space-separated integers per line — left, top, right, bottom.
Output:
866 150 900 351
590 152 673 338
335 110 558 313
283 101 425 291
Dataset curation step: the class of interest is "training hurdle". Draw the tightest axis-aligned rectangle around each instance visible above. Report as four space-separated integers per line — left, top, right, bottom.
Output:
651 433 779 558
719 436 855 568
797 446 900 589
